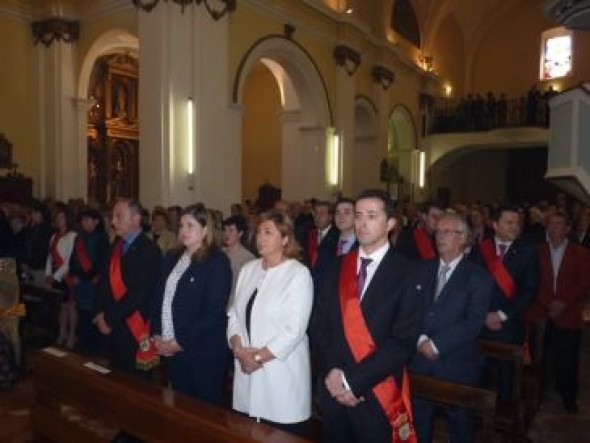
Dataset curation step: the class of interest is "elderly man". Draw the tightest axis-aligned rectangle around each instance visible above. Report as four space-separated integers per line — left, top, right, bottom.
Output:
96 199 161 378
410 213 492 443
532 212 590 413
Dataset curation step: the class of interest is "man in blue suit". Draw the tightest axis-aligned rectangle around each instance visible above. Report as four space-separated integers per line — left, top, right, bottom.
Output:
410 213 493 443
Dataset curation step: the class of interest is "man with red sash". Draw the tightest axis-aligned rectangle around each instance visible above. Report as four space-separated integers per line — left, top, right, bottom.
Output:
69 209 109 354
313 189 421 443
473 204 539 402
96 199 161 378
396 201 444 260
409 213 492 443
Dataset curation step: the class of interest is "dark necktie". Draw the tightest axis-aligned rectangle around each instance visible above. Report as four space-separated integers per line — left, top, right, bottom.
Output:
337 238 348 256
498 243 508 258
357 257 373 299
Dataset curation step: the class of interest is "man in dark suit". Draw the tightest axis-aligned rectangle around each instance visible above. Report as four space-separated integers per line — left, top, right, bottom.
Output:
410 213 492 443
473 204 539 401
96 198 161 379
396 201 444 260
314 189 421 443
306 201 339 293
530 212 590 413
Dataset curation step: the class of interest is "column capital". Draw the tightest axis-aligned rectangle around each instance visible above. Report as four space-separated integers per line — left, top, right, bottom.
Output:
31 18 79 47
132 0 236 20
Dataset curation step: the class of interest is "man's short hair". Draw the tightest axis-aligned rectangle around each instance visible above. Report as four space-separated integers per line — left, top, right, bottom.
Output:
222 215 248 234
491 204 520 222
335 197 355 210
355 189 395 219
422 200 445 214
314 200 334 215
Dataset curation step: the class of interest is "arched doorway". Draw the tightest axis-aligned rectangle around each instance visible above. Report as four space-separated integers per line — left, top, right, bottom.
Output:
234 36 332 204
352 96 379 194
387 105 417 201
78 30 139 205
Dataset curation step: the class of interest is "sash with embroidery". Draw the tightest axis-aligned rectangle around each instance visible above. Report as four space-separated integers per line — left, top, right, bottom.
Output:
308 229 319 267
413 227 436 259
75 235 100 284
480 239 516 300
109 240 159 370
339 250 416 442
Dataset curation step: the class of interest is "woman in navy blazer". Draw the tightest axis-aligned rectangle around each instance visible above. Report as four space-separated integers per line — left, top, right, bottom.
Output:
151 203 232 405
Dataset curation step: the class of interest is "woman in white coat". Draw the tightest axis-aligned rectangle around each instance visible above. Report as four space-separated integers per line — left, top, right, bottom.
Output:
228 210 313 436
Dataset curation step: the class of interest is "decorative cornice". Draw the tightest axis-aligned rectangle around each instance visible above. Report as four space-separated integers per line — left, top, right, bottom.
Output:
31 18 80 47
132 0 236 20
334 44 361 76
371 65 395 90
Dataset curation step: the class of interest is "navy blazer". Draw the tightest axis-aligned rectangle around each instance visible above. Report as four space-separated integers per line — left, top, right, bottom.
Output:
99 233 161 331
151 248 232 359
309 225 340 293
313 247 422 414
409 257 493 383
471 237 539 343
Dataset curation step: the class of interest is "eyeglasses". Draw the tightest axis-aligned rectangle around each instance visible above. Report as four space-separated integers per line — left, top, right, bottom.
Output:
435 229 464 236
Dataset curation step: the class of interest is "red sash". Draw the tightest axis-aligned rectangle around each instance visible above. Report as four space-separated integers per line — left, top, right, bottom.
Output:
308 229 319 267
50 233 75 296
339 251 416 442
75 236 100 283
109 240 158 370
480 239 516 300
413 227 436 259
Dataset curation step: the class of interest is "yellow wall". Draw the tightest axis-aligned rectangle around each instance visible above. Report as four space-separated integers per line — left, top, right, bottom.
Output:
470 3 554 96
0 16 37 181
430 14 465 98
241 64 282 202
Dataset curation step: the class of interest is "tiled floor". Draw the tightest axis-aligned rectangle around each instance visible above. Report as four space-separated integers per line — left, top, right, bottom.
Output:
2 328 590 442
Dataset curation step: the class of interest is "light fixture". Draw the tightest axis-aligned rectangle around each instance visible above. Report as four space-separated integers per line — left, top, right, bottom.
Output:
372 65 395 90
417 53 434 72
346 8 353 14
334 44 361 76
444 83 452 97
419 150 425 188
187 97 194 174
326 128 341 187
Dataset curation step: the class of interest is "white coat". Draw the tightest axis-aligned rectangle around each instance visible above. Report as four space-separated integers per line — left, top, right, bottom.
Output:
227 258 313 424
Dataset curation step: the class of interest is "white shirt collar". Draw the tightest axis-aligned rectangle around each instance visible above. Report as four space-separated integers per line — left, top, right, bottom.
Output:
359 241 389 265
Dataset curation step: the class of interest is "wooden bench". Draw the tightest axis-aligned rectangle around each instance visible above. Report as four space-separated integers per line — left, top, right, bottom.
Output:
32 349 313 443
479 339 527 442
409 372 497 443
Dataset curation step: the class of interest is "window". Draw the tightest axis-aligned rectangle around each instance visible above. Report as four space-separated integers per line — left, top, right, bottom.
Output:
540 27 572 80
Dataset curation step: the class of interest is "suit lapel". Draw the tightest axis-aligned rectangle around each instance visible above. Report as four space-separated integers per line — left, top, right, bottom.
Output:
359 248 396 311
435 258 465 303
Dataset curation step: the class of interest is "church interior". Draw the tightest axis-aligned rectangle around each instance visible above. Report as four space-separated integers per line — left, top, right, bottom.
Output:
1 0 590 441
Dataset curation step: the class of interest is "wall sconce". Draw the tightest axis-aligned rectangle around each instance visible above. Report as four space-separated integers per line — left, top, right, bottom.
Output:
326 128 341 187
186 97 194 175
444 83 452 97
371 65 395 90
412 149 426 189
133 0 236 19
334 44 361 76
417 53 434 72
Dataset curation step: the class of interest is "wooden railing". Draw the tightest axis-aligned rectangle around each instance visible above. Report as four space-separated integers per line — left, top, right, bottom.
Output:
32 349 313 443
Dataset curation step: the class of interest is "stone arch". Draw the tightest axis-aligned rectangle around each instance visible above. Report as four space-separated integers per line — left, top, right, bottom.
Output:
77 29 139 201
233 36 333 201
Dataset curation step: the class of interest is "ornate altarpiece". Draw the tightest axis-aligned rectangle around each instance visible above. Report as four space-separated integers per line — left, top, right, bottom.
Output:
87 54 139 205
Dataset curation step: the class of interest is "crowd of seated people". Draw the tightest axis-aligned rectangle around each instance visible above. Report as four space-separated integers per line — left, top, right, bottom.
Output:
0 190 589 442
427 84 559 134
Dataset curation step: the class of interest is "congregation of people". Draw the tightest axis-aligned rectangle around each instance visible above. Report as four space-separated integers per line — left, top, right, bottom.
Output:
1 189 589 443
427 84 559 134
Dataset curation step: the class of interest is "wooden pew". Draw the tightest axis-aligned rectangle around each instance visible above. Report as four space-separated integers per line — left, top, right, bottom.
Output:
409 372 497 443
478 339 526 442
32 349 313 443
